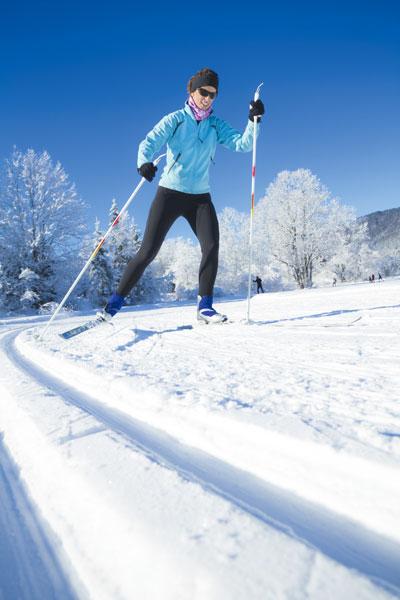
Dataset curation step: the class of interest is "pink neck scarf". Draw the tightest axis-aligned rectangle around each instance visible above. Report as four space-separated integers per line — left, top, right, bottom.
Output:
188 96 213 121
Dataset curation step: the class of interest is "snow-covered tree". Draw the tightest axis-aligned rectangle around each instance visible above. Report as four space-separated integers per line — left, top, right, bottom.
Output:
216 207 249 294
0 147 86 311
256 169 361 288
376 245 400 277
86 218 113 307
107 199 139 293
368 233 400 278
155 237 200 299
327 204 369 282
107 199 160 304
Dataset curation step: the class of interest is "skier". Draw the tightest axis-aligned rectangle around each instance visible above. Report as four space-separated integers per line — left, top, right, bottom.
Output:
332 277 337 287
253 276 264 293
101 67 264 324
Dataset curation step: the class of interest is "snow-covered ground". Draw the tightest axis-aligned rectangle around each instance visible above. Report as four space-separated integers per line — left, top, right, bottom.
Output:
1 278 400 599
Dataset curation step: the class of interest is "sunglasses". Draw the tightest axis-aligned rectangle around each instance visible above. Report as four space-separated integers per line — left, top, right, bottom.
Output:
198 88 217 100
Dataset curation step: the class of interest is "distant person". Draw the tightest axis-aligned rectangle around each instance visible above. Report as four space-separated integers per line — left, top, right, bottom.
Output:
378 272 383 281
332 277 337 287
253 276 264 293
371 273 375 283
368 276 372 283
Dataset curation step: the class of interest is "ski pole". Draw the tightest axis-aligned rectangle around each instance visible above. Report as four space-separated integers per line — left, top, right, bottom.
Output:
246 83 263 322
40 153 166 339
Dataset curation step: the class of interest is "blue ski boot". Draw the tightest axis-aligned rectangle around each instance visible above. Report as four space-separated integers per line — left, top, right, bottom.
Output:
98 292 124 321
197 295 227 324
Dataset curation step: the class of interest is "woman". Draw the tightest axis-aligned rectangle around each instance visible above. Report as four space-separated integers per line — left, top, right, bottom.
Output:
102 67 264 323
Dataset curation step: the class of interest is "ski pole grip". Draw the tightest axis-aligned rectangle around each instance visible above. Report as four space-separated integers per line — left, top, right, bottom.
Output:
254 82 264 102
154 153 167 166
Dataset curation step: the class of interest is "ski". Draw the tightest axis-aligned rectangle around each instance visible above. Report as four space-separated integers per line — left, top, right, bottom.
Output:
59 315 111 340
196 317 229 326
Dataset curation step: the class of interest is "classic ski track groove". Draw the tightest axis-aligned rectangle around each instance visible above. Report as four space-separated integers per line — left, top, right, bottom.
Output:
0 434 78 600
0 325 80 600
2 327 400 595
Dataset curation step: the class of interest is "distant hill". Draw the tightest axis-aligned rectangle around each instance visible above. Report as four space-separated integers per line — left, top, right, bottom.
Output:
359 207 400 249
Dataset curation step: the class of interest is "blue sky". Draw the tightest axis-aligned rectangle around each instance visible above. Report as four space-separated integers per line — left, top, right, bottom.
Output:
1 0 399 240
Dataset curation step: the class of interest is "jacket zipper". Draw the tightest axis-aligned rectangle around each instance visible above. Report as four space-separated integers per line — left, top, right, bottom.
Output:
167 152 181 174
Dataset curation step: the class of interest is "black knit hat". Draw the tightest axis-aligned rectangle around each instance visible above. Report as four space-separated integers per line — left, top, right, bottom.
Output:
189 68 219 93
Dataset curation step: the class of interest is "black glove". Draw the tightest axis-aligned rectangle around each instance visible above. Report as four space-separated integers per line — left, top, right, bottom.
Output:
138 162 157 182
249 99 265 122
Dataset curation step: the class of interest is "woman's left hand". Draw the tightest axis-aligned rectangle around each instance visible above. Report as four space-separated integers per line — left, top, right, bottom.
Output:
249 99 265 122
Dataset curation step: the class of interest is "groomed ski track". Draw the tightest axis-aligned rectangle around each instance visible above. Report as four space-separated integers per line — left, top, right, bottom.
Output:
0 426 78 600
1 280 400 599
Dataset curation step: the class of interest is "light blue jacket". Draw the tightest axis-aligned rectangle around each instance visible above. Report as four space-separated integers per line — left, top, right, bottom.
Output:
137 103 259 194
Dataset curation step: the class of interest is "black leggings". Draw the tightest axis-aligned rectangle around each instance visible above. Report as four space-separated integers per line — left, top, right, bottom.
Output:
117 186 219 297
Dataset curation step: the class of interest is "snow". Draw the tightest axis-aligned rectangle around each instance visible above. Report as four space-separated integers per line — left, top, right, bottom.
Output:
1 278 400 599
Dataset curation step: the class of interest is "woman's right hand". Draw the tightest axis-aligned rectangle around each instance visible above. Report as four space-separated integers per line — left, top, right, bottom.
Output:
138 162 157 182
